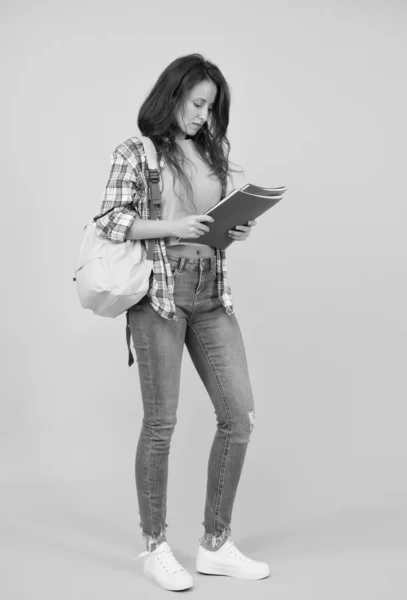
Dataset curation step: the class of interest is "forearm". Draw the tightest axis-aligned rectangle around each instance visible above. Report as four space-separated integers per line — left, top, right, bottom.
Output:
126 218 175 240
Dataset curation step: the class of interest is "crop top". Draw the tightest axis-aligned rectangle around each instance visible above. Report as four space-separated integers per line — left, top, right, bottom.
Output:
160 139 222 246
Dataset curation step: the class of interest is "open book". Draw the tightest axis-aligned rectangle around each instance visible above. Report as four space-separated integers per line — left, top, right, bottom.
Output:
176 184 287 249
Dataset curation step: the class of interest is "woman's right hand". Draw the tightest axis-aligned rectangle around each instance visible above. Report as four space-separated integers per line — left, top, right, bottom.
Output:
170 215 214 239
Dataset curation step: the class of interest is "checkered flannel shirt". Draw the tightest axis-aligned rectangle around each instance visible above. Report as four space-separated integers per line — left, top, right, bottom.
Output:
94 136 235 321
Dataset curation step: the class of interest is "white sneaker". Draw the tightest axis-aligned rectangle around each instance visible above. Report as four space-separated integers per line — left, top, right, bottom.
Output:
196 539 270 580
136 541 194 591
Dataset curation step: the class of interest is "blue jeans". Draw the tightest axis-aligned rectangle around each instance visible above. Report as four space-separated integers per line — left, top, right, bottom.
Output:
128 253 255 551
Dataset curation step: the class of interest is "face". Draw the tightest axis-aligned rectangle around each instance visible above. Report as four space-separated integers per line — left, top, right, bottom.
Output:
175 79 217 139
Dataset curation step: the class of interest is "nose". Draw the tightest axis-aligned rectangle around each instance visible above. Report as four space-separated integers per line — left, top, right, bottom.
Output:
198 107 209 122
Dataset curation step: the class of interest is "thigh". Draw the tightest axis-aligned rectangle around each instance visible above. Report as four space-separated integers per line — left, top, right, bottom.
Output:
128 298 187 423
185 307 254 423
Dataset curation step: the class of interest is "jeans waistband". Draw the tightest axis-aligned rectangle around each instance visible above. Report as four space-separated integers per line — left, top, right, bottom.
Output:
166 252 217 273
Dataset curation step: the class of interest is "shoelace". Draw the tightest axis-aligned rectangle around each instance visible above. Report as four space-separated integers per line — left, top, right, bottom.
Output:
135 542 184 575
227 542 255 563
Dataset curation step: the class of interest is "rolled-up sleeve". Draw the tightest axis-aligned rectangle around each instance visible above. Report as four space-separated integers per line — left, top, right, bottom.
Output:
94 148 144 243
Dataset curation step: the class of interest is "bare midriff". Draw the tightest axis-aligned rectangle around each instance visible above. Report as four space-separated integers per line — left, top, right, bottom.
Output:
165 243 216 258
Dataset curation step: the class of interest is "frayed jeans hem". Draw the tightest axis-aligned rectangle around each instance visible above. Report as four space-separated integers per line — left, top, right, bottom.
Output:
139 521 168 552
198 524 232 549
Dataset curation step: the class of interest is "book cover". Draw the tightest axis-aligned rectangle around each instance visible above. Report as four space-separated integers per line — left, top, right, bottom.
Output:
176 185 287 250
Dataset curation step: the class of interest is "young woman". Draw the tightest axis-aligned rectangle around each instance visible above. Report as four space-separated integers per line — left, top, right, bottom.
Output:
94 53 270 591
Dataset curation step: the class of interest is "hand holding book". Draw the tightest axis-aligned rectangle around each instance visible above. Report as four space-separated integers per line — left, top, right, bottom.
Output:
170 214 214 239
227 218 258 242
176 183 287 249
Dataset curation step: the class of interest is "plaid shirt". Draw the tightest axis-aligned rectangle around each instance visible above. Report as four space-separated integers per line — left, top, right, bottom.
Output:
94 136 234 321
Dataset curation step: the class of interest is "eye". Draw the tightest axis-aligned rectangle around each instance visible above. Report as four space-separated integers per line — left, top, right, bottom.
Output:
194 102 213 112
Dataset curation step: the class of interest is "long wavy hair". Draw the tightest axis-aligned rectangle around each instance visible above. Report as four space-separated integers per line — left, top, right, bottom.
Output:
138 53 243 208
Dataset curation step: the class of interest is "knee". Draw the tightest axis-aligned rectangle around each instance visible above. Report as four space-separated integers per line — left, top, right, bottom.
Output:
248 409 255 434
142 414 177 441
230 408 255 442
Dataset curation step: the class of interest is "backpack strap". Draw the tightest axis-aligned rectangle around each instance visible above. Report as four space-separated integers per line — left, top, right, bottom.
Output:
136 135 161 261
126 135 161 368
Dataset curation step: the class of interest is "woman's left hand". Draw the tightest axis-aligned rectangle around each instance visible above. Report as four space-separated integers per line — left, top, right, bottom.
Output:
228 219 257 241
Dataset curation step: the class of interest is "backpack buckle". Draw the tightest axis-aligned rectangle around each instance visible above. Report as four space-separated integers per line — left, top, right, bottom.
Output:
149 169 160 184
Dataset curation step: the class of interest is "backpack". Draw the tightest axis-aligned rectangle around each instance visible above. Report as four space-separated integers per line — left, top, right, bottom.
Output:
73 136 161 318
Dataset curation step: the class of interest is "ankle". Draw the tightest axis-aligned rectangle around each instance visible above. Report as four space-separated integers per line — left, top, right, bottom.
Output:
147 534 167 552
200 537 228 552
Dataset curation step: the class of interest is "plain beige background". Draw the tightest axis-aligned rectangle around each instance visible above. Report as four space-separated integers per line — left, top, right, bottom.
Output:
1 0 406 598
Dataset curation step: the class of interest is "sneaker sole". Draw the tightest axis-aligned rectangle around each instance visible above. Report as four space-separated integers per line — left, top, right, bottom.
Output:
144 566 194 591
196 562 270 580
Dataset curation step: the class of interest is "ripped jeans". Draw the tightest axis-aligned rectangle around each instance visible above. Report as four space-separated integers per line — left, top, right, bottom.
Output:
127 253 255 551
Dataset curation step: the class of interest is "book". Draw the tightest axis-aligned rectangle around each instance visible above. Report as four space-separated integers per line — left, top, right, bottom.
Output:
176 184 287 249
